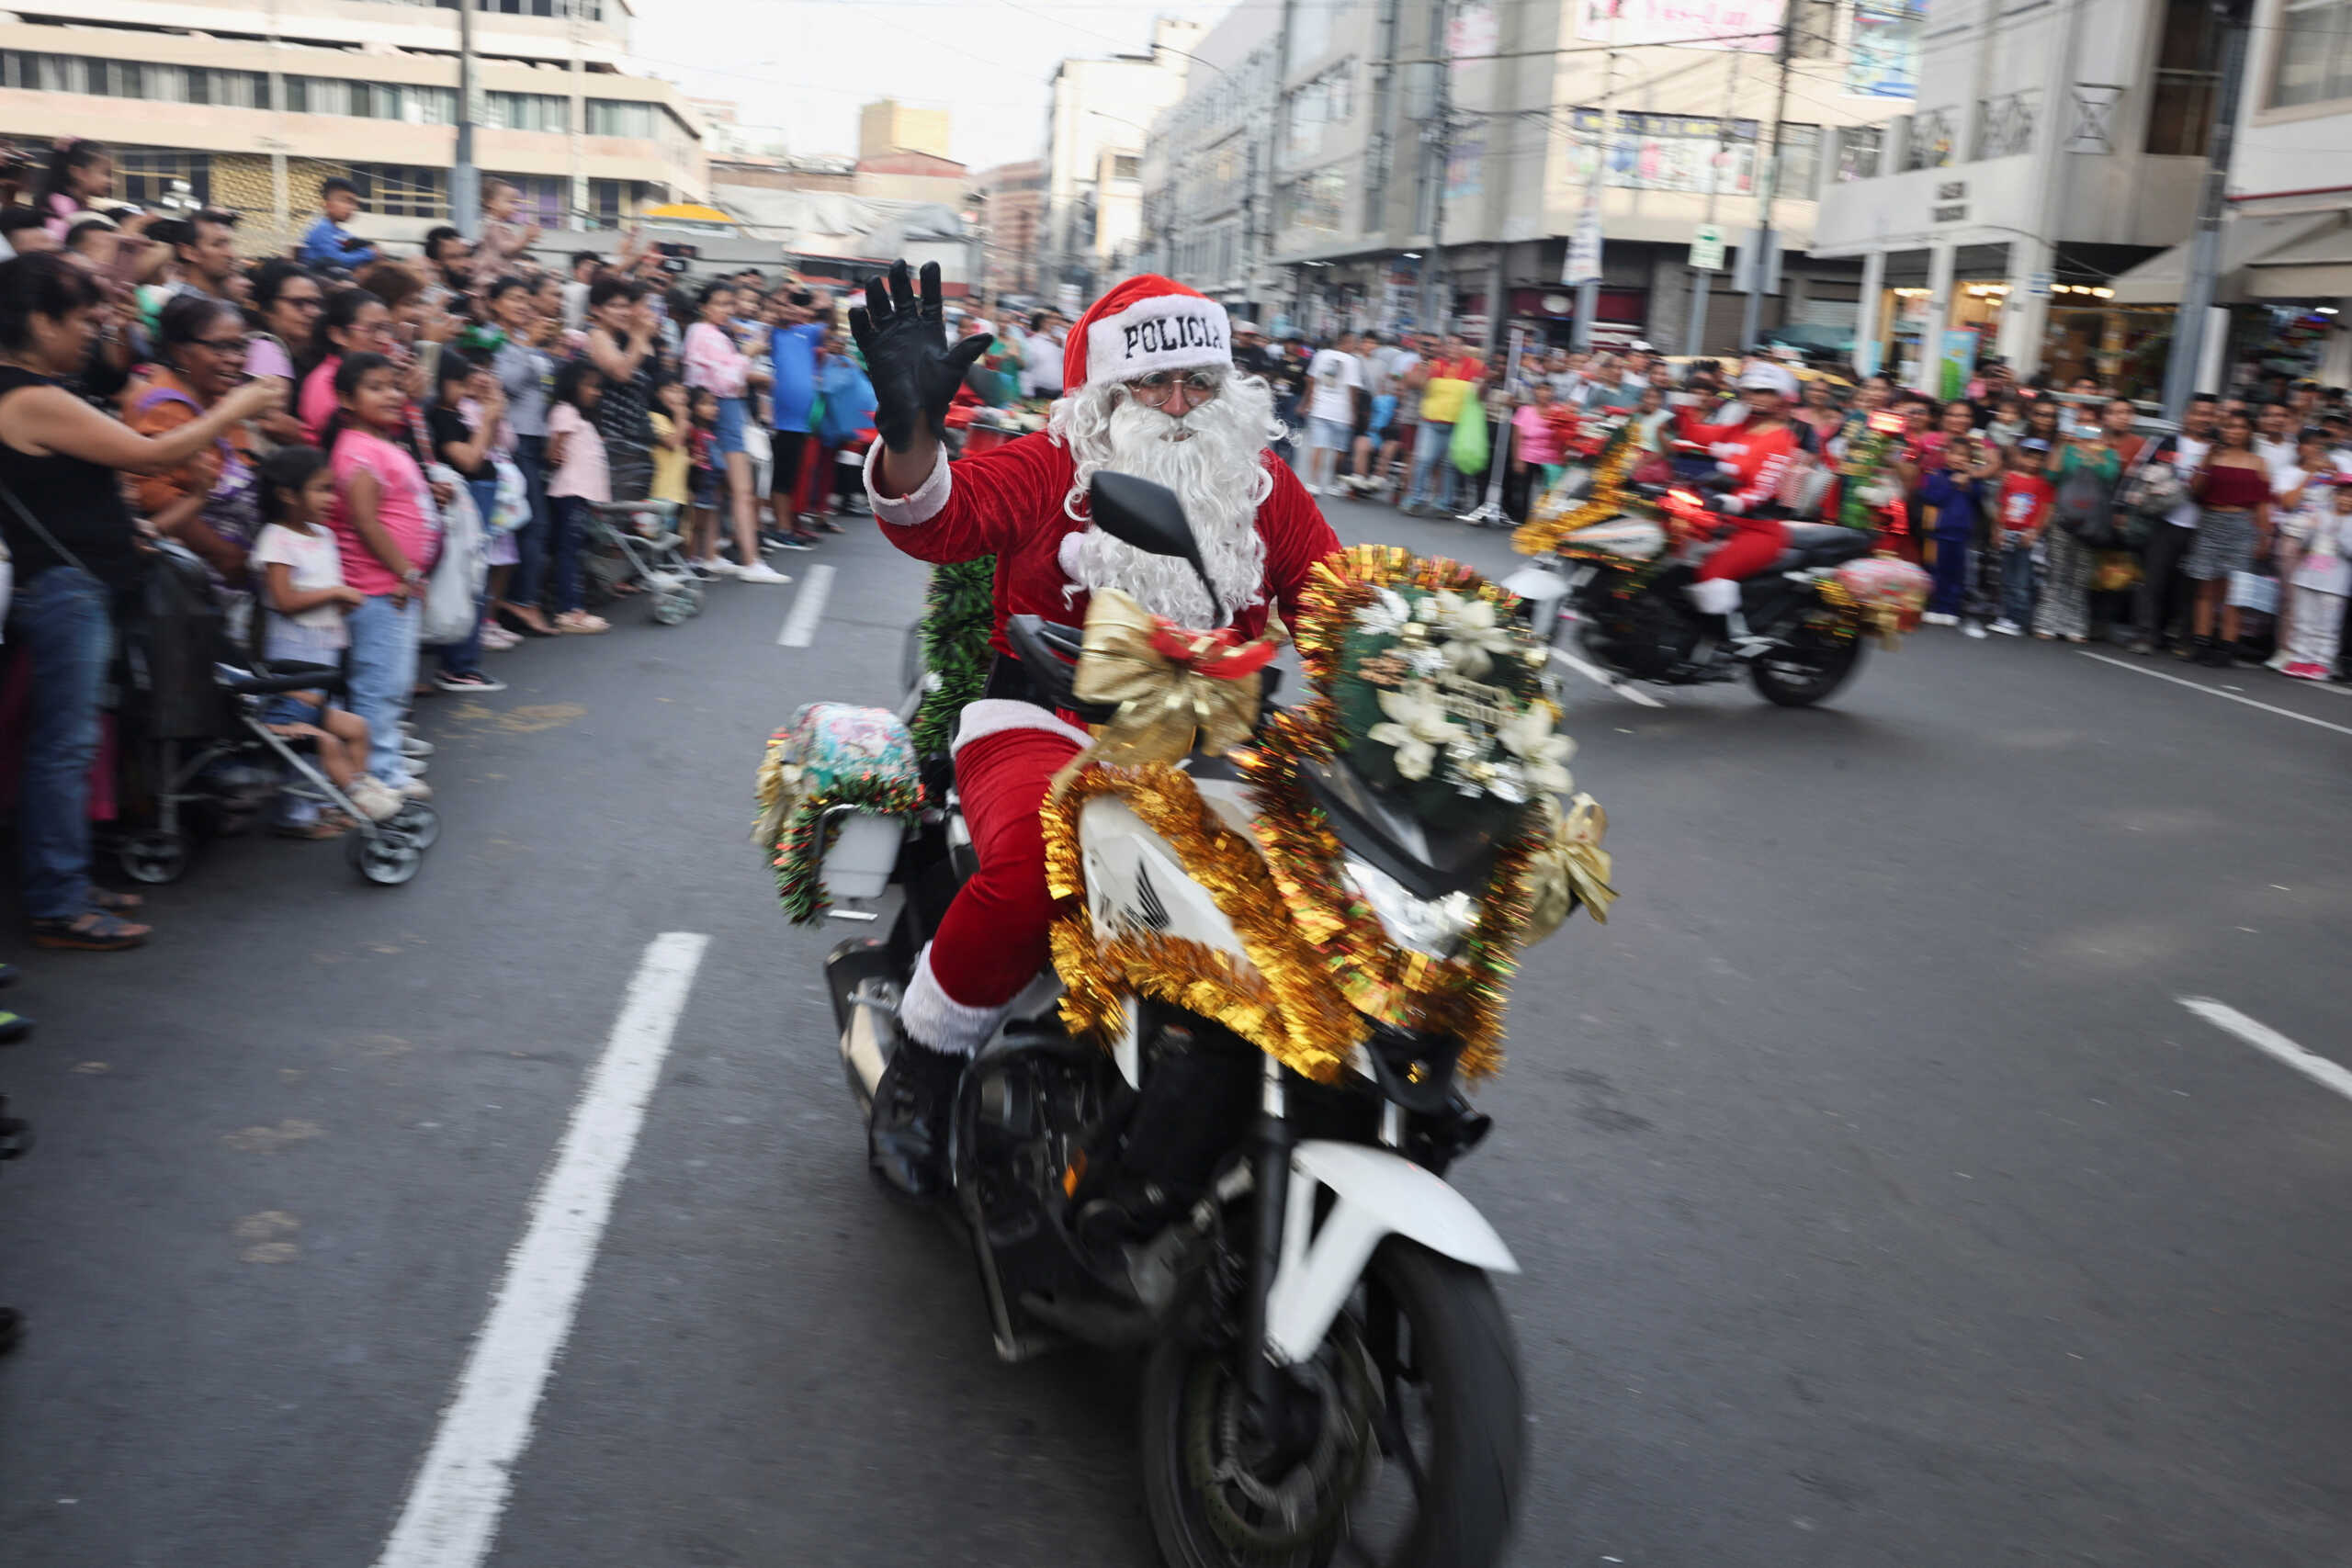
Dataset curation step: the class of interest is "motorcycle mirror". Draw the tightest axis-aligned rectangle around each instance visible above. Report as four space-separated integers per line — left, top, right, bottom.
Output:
1087 471 1224 624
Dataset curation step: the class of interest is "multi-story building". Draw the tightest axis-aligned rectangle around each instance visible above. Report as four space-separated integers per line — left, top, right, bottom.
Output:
0 0 707 254
1137 0 1906 355
973 158 1046 302
1134 2 1283 323
1814 0 2220 393
1040 17 1201 306
859 98 950 163
2105 0 2352 389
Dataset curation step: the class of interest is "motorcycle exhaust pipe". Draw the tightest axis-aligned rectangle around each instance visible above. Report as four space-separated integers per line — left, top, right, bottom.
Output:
840 981 896 1112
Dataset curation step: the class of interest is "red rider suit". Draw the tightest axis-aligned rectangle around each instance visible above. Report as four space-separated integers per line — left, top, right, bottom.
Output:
866 434 1340 1042
1675 408 1799 584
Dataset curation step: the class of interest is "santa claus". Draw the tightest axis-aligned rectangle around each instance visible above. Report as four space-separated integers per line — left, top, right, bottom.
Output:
849 261 1341 1199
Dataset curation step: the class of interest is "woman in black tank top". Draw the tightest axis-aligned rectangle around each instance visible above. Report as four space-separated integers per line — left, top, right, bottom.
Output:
0 253 284 950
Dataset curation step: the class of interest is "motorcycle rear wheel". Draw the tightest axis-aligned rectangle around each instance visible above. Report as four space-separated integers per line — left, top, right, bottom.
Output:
1139 1239 1522 1568
1749 630 1865 707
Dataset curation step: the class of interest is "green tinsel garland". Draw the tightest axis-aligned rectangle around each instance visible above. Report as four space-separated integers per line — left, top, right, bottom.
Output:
909 556 997 756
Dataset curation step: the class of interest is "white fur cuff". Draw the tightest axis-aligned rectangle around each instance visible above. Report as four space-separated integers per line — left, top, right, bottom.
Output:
864 441 951 527
950 698 1093 755
898 942 1007 1055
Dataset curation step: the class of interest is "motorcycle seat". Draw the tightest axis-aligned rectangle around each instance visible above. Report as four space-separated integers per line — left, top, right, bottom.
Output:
1780 524 1875 565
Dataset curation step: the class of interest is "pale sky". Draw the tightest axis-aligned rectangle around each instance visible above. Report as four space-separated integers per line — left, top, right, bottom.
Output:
628 0 1238 171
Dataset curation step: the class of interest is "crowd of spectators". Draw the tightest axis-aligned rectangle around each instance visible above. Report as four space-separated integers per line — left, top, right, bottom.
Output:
0 137 878 983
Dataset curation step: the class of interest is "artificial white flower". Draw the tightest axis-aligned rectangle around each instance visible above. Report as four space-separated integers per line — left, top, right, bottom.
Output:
1355 587 1412 637
1498 706 1576 795
1430 590 1517 679
1367 685 1464 782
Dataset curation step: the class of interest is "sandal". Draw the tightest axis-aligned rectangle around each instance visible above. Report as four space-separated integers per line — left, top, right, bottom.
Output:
555 611 611 635
272 811 356 841
29 909 151 952
495 604 558 638
87 887 143 914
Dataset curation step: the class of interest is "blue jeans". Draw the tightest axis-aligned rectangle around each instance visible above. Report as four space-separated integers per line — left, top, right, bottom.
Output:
550 494 590 614
1998 538 2037 625
346 592 419 786
10 566 112 919
1928 531 1970 615
1407 421 1460 512
509 434 552 610
434 476 497 677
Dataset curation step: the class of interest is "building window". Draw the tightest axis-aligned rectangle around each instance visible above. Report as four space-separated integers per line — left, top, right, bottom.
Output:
2273 0 2352 107
1836 125 1883 181
588 177 628 229
287 77 454 123
1902 107 1957 170
116 149 210 210
1280 164 1348 238
1775 123 1821 197
1283 59 1357 158
350 164 449 219
1111 153 1140 182
485 90 570 133
1565 111 1759 196
587 98 664 138
2146 0 2222 147
0 51 266 107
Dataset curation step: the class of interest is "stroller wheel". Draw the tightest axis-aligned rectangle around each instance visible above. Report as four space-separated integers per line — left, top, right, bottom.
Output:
120 830 191 886
347 828 424 886
386 801 441 850
652 589 695 626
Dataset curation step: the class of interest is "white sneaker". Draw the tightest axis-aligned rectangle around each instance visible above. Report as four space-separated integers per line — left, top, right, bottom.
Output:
401 737 435 758
1922 612 1958 626
397 778 435 802
1962 620 1988 639
1304 481 1324 497
1989 618 2022 636
2265 649 2291 671
733 563 793 585
347 775 404 822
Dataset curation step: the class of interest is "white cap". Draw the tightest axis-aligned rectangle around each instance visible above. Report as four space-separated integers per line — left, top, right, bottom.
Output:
1737 364 1801 398
1629 339 1654 353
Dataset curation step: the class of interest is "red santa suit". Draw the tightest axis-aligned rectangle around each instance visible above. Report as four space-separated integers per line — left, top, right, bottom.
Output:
866 275 1341 1054
1676 407 1800 584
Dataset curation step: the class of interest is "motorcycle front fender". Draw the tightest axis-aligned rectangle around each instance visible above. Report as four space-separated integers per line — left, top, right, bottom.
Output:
1261 1140 1519 1364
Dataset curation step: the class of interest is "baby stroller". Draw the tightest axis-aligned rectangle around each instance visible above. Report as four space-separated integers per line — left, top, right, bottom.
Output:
584 498 704 626
114 542 437 886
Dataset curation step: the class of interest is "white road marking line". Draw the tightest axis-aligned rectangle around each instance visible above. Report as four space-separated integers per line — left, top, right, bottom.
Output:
1548 647 1668 707
373 931 712 1568
777 562 836 647
2178 996 2352 1105
2077 651 2352 739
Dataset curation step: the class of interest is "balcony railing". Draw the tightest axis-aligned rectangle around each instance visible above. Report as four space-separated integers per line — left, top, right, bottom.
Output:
1972 91 2037 160
1902 107 1956 171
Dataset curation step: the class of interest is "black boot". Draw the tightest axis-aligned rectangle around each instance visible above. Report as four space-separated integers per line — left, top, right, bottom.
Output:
867 1038 966 1201
2196 635 2230 668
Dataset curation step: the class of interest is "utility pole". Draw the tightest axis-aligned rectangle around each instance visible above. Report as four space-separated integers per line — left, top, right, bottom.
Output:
2161 0 2256 418
1738 6 1797 350
1570 6 1619 351
1683 48 1742 356
452 0 481 233
1419 1 1454 335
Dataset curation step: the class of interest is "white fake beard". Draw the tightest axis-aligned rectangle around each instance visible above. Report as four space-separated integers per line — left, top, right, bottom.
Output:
1050 374 1281 627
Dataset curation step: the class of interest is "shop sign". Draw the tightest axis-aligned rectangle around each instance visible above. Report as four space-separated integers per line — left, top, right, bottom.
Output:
1689 223 1726 271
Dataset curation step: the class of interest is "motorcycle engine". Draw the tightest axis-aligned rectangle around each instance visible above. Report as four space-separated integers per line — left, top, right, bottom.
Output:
1580 577 1701 680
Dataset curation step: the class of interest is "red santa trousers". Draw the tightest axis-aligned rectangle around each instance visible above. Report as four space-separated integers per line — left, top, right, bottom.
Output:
1693 515 1789 583
898 713 1085 1055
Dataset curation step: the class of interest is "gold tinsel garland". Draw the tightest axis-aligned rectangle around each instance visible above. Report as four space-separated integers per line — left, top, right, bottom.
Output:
1510 424 1643 558
1042 762 1366 1084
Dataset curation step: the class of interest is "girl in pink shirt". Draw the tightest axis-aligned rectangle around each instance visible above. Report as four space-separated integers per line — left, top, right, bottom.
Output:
324 352 440 797
543 358 611 635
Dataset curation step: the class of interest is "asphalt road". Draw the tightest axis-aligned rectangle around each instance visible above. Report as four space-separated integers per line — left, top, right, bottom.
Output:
4 478 2351 1568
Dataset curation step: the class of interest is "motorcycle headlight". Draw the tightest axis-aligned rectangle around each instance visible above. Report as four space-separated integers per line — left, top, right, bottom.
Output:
1340 855 1481 959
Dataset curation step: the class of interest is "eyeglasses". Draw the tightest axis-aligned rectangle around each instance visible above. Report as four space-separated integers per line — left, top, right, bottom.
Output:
195 335 248 353
1127 369 1221 407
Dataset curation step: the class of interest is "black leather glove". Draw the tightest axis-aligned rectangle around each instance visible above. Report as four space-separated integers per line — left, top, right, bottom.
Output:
847 259 992 454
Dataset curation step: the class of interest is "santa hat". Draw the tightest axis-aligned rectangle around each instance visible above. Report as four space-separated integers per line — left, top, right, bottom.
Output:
1064 275 1234 394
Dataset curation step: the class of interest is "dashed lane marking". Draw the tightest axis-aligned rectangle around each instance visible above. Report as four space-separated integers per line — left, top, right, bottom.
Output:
2179 996 2352 1106
373 931 712 1568
778 563 836 648
2078 652 2352 739
1548 647 1668 707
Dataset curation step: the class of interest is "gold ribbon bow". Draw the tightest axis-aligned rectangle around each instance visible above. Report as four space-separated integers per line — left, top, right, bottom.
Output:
1524 792 1617 939
1053 590 1278 790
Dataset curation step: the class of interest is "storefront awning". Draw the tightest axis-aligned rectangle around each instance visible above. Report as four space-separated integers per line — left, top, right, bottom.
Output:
2106 213 2342 305
2243 217 2352 299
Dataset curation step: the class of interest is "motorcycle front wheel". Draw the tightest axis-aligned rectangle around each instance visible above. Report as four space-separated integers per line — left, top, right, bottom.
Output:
1749 628 1865 707
1139 1239 1523 1568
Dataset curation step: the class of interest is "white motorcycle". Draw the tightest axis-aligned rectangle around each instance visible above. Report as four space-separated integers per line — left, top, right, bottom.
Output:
818 477 1530 1568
